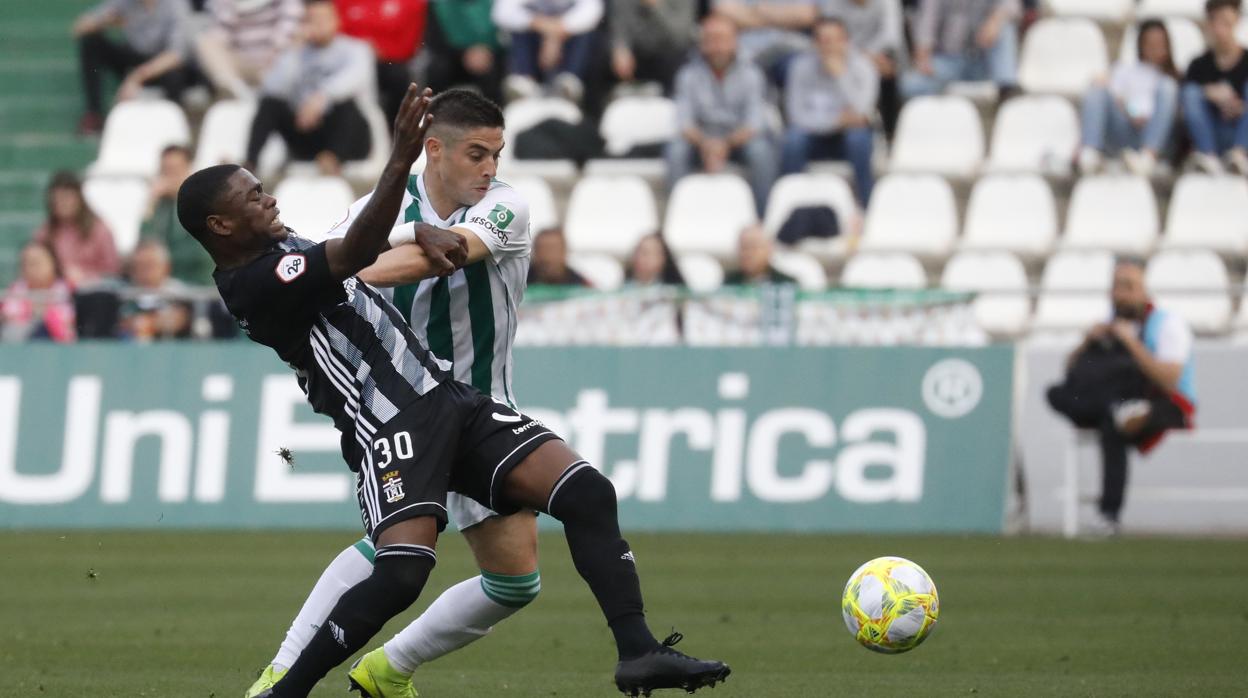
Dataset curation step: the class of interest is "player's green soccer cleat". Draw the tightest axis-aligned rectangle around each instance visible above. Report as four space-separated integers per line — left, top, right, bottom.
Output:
614 632 730 697
347 647 419 698
244 665 286 698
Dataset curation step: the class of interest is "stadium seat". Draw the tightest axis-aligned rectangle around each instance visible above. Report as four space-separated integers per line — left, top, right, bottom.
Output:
940 251 1031 336
1061 175 1159 255
89 99 191 178
564 175 658 257
763 173 859 260
1018 18 1109 96
986 95 1080 175
272 176 356 240
961 174 1058 259
499 97 582 179
840 252 927 289
82 176 149 256
1031 251 1115 332
860 174 958 258
1118 18 1206 73
193 99 286 178
1239 15 1248 45
599 95 677 157
889 96 984 177
664 174 758 259
1161 174 1248 256
1137 0 1204 20
770 250 828 291
1146 250 1233 334
501 175 559 234
676 253 725 292
1044 0 1133 21
568 252 625 291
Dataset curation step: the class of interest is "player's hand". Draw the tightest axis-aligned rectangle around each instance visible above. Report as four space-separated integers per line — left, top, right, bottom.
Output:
413 223 468 275
391 85 434 167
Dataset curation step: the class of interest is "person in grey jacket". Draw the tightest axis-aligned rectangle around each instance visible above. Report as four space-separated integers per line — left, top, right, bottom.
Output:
244 0 374 175
610 0 696 93
819 0 904 136
781 16 877 204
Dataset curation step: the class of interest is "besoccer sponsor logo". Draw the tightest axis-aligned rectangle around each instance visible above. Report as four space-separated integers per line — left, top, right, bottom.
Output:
470 204 516 244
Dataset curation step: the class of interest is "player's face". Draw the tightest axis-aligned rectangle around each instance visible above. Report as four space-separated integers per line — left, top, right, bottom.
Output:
1111 263 1148 320
432 126 504 207
216 169 286 246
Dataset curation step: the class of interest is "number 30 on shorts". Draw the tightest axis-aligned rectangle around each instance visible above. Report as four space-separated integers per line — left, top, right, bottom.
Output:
373 431 414 469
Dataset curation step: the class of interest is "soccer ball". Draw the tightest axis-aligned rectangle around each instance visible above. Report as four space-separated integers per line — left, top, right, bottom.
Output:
841 556 939 654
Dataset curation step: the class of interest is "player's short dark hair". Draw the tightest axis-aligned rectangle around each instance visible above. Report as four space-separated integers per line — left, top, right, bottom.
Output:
427 89 504 140
1207 0 1241 17
814 14 847 32
177 164 241 242
1114 255 1147 271
161 144 191 160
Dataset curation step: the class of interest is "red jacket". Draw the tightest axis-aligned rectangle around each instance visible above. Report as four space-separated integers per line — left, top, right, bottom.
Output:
335 0 427 62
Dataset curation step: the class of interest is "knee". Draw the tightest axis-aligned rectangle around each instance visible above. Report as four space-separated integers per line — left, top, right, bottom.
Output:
481 569 542 609
1180 82 1205 108
547 465 617 521
373 545 438 592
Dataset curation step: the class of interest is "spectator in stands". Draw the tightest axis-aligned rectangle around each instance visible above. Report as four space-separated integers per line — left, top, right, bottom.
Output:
73 0 196 135
1181 0 1248 175
245 0 374 176
140 145 217 284
196 0 303 100
901 0 1020 100
1046 257 1196 536
781 16 877 205
667 14 777 215
528 228 591 286
1078 19 1179 178
1 243 77 343
493 0 604 103
724 224 796 285
121 240 193 340
336 0 427 126
712 0 819 81
821 0 905 139
422 0 504 104
32 171 121 288
625 233 686 286
610 0 697 94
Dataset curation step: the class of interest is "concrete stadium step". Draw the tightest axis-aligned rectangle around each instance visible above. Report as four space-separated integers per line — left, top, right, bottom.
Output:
0 97 80 135
0 211 44 287
0 171 51 209
0 23 73 60
0 134 96 171
0 60 78 97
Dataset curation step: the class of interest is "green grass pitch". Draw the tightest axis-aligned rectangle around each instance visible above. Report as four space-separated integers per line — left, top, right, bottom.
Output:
1 531 1245 697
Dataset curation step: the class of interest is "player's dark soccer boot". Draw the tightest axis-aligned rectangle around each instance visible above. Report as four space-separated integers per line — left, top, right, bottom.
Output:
614 632 730 697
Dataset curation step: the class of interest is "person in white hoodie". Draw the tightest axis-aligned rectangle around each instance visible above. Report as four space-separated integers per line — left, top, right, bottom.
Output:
1077 18 1179 177
492 0 604 102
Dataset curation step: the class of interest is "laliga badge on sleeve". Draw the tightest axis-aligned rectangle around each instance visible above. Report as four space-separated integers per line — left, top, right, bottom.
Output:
275 253 307 283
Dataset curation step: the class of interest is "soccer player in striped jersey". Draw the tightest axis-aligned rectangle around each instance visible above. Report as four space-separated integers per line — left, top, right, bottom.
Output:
244 88 727 698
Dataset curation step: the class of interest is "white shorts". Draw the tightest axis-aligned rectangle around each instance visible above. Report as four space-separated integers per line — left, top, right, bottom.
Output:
448 491 498 531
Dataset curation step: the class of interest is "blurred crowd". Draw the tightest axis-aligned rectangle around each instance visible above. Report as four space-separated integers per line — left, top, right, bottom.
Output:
7 0 1248 344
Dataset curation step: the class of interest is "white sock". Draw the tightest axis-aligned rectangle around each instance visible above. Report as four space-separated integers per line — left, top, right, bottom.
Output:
383 574 532 674
271 538 375 671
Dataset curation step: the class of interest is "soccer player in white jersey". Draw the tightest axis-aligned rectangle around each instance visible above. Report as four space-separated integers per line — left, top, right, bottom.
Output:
246 89 727 698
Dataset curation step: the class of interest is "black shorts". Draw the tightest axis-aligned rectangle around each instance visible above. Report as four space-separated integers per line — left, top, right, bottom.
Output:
355 380 559 541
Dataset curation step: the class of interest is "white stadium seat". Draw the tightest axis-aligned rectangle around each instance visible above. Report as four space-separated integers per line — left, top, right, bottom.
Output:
664 174 758 258
501 175 559 234
961 174 1058 259
986 95 1080 175
763 173 859 260
194 99 287 178
941 251 1031 336
1146 250 1233 335
568 252 625 291
565 175 658 257
860 174 958 258
840 252 927 290
1062 175 1159 255
1044 0 1133 21
1032 251 1115 332
890 96 984 177
1137 0 1204 20
1119 18 1206 73
90 99 191 178
599 95 677 156
1162 174 1248 256
1019 18 1109 96
770 250 828 291
83 176 149 256
1239 16 1248 45
676 253 725 293
272 176 356 240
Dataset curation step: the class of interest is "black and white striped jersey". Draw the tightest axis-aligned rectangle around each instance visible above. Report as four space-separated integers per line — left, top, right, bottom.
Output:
214 233 453 470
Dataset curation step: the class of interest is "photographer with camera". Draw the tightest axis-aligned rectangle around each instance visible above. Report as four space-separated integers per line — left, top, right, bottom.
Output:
1046 257 1196 536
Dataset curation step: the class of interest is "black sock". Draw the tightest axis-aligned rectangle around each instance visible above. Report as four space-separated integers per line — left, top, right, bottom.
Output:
274 545 436 697
547 463 660 660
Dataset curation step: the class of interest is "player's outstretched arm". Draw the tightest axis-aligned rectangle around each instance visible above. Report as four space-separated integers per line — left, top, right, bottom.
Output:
361 223 491 287
324 84 433 281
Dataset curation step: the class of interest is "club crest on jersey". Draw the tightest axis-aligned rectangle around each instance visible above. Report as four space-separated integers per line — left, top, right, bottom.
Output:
381 471 406 503
275 253 307 283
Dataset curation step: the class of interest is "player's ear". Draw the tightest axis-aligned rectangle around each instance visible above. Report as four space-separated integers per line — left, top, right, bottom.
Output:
205 213 232 238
